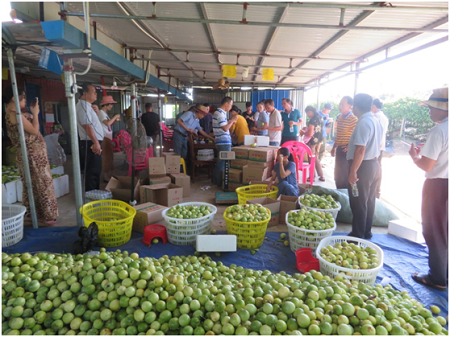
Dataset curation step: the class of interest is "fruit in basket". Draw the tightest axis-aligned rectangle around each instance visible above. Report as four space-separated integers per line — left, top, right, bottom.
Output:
167 204 211 219
300 193 340 209
1 250 448 335
319 241 381 270
287 208 334 231
225 204 270 222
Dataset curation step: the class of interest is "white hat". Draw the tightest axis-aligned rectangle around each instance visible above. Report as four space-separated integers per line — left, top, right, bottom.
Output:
419 87 448 111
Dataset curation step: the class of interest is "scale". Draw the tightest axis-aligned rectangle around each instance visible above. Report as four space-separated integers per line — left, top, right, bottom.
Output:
215 151 239 204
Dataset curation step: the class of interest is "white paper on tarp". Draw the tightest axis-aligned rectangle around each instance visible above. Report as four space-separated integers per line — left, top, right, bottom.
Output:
244 135 270 146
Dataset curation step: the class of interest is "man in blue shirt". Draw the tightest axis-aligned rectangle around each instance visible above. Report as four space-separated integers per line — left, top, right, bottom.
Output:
212 97 238 187
347 93 382 240
318 102 332 161
173 105 214 163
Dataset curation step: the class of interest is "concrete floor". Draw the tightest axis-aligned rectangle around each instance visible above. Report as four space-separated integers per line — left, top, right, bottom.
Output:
44 148 390 236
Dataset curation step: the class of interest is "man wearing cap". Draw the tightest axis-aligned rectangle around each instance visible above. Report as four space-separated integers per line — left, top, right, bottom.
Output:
318 103 333 161
173 104 214 164
347 93 382 240
141 103 161 146
409 88 448 292
371 98 389 198
97 95 121 182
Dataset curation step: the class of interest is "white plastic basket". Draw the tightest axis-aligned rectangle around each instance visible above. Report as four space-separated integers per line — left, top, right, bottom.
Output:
2 204 26 247
286 211 336 255
162 202 217 245
316 236 384 286
299 194 341 220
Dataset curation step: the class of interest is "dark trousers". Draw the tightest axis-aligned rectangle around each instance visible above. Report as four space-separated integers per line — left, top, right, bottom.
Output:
422 178 448 286
334 146 349 189
376 151 383 198
281 136 299 146
347 159 380 239
80 140 102 192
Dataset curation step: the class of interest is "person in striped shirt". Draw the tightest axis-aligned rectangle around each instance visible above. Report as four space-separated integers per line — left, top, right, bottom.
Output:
330 96 358 189
212 96 238 187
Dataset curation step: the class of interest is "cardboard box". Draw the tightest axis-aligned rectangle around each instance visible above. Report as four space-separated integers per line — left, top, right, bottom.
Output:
161 152 177 158
149 174 171 185
230 159 248 170
170 173 190 197
140 183 183 207
149 157 166 175
2 181 18 204
247 197 280 228
388 219 425 243
133 202 167 233
244 135 270 146
223 168 242 184
166 154 181 174
106 176 141 202
232 146 251 160
277 195 299 224
222 182 242 192
248 147 274 162
242 165 268 185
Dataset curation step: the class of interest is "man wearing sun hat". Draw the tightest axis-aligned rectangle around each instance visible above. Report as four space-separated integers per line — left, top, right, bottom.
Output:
173 104 214 164
97 95 121 181
409 87 448 292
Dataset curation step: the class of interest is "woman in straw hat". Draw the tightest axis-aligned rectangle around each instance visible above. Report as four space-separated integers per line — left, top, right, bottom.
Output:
409 87 448 292
97 95 121 181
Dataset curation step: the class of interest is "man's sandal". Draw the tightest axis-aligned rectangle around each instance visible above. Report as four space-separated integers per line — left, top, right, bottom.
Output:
412 273 447 291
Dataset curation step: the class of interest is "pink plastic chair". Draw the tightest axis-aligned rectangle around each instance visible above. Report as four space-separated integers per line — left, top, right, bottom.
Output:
117 130 153 176
281 141 316 185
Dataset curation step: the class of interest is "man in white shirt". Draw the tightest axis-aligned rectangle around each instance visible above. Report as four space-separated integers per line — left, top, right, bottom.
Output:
263 99 282 146
76 83 104 192
372 98 389 199
409 87 448 292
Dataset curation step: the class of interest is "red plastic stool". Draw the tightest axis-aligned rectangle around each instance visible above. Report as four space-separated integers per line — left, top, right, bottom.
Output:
296 248 320 273
143 224 168 245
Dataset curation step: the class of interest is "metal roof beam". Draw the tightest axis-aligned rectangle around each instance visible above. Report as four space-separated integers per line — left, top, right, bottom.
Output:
220 2 448 12
62 12 447 33
199 3 222 74
40 20 191 101
159 67 315 78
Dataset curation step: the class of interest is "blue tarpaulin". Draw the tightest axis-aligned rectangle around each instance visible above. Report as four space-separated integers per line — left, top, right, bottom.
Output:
4 227 448 317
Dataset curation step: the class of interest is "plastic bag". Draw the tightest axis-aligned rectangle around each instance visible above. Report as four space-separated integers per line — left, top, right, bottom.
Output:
309 185 399 227
44 133 66 166
73 222 99 254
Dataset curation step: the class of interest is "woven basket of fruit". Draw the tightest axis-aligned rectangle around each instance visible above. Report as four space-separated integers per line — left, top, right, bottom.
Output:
316 235 384 285
285 208 336 255
223 204 271 249
236 185 278 204
162 202 217 245
299 193 341 220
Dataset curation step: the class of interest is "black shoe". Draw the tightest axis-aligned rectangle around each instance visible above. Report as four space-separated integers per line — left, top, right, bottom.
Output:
365 233 373 240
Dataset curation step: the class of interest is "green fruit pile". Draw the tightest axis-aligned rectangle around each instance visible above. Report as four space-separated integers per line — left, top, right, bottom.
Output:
287 209 335 231
52 174 62 179
166 205 212 220
225 204 270 223
2 250 447 335
300 194 340 210
2 166 20 184
319 241 381 270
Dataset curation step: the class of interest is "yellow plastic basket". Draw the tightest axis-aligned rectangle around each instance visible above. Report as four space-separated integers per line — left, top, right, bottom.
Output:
223 207 271 249
80 200 136 248
236 185 278 204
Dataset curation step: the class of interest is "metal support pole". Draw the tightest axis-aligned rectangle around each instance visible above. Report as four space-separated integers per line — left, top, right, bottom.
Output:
7 49 39 228
354 63 361 96
158 88 163 155
63 58 84 226
130 84 137 204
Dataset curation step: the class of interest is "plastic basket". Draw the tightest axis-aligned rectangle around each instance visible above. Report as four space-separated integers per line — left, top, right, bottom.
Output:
224 207 271 249
162 202 217 245
286 211 336 255
299 194 341 220
2 204 26 247
80 200 136 247
236 185 278 204
316 236 384 286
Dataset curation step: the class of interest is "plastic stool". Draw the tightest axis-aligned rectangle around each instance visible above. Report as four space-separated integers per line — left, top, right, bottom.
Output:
143 224 168 245
296 248 320 273
180 158 186 174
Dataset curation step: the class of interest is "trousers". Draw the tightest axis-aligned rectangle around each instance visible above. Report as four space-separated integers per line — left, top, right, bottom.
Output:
422 178 448 286
214 143 232 187
173 131 188 160
334 146 350 189
347 159 380 239
376 151 383 198
281 136 298 146
278 181 299 197
80 140 102 192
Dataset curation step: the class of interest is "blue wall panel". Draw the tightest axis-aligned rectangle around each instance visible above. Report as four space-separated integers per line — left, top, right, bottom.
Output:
250 90 290 111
